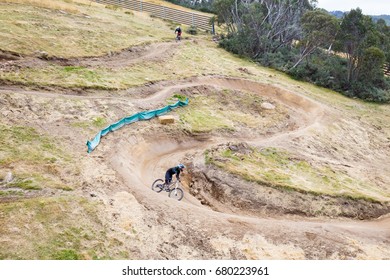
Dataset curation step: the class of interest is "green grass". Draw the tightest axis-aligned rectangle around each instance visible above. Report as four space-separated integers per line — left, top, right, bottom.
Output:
0 124 75 191
0 125 71 164
182 108 233 133
0 190 24 196
0 0 388 262
7 179 41 190
92 117 107 128
179 95 234 133
0 5 266 90
170 93 188 102
0 1 173 57
208 146 390 202
71 116 107 129
178 88 288 134
0 196 126 259
54 249 80 260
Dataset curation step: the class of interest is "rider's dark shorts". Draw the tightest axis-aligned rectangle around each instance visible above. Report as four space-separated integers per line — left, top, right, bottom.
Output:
165 171 172 184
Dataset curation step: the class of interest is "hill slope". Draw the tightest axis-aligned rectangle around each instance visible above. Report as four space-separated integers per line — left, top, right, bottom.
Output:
1 0 390 260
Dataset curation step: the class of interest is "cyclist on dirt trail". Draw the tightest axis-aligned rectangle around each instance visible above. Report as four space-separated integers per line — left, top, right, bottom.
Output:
175 26 182 40
165 164 185 187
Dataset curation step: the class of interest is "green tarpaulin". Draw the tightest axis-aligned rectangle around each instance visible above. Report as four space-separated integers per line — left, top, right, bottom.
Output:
86 98 189 153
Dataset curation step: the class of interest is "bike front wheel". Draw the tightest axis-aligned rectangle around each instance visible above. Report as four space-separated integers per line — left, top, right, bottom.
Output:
169 187 184 201
152 179 164 193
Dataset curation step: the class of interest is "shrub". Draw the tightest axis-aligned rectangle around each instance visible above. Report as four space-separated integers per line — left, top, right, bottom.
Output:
350 82 390 102
187 25 197 35
258 47 296 71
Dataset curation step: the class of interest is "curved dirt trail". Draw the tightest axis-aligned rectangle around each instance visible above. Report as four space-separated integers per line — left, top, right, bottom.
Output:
106 75 390 259
3 40 390 259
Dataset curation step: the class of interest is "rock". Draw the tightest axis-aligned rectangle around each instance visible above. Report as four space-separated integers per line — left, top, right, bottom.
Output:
1 110 11 117
261 102 275 110
4 171 13 183
35 50 49 59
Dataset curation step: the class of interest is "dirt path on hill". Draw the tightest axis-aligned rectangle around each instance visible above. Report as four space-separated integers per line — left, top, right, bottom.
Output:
1 40 390 259
0 42 176 70
104 78 390 259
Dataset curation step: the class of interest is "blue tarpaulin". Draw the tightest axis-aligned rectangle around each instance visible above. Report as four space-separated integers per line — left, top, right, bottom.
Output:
86 98 189 153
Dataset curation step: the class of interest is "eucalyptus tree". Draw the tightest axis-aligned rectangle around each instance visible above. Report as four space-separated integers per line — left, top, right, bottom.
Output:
214 0 316 58
375 19 390 71
335 8 377 84
359 46 385 87
213 0 237 34
291 9 339 69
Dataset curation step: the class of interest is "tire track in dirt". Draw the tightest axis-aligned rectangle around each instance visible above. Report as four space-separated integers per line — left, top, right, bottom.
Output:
0 42 176 70
5 61 390 245
3 40 390 259
106 76 390 258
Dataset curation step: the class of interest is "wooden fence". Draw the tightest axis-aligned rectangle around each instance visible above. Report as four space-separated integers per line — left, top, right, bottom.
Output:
94 0 214 33
383 63 390 77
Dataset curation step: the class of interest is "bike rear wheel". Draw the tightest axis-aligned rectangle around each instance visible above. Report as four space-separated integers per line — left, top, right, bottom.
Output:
152 179 164 193
169 187 184 201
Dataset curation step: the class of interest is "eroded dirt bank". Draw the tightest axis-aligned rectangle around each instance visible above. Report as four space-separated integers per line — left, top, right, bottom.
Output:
1 42 390 259
108 133 390 259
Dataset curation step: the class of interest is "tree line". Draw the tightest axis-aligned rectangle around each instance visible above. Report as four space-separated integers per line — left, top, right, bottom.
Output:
172 0 390 102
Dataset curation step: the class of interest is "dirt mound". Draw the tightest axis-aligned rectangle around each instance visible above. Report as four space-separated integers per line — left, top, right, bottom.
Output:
2 37 390 259
0 42 176 72
189 142 390 219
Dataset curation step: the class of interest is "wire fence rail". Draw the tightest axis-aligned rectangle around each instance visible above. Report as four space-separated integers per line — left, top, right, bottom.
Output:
383 63 390 77
94 0 214 33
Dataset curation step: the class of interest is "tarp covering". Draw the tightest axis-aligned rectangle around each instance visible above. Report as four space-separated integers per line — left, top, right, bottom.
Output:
86 98 189 153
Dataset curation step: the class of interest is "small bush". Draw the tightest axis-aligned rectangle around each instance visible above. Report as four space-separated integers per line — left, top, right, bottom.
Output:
187 25 198 35
287 52 351 92
8 178 41 190
105 5 120 11
350 82 390 102
172 94 187 102
258 47 297 71
92 117 106 128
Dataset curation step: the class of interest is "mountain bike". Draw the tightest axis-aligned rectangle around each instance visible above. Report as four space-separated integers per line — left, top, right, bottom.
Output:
175 33 181 42
151 179 184 201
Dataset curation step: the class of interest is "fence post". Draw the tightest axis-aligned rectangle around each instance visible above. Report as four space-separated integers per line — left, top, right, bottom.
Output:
192 13 194 27
140 0 143 12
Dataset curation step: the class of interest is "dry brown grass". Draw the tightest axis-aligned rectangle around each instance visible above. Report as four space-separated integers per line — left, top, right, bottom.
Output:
0 1 173 57
1 0 213 15
1 0 85 13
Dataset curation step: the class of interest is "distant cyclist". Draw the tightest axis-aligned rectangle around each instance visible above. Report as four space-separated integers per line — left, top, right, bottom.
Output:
174 26 182 41
165 164 185 187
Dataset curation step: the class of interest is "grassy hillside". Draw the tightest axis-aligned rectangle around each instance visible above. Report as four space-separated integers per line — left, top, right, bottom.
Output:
0 0 174 57
1 0 390 259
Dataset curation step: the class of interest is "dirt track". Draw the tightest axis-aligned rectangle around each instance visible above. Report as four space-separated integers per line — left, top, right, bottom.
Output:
107 76 390 259
1 40 390 259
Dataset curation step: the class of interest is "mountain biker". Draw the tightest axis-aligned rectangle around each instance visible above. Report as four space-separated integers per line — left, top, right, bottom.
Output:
165 164 185 187
174 26 182 40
